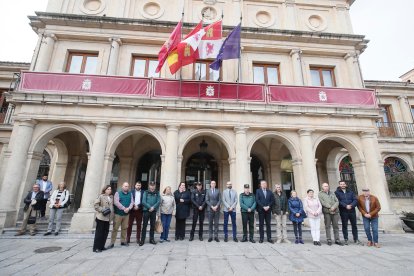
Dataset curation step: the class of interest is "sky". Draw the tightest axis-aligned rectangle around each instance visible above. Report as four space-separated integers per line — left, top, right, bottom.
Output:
0 0 413 81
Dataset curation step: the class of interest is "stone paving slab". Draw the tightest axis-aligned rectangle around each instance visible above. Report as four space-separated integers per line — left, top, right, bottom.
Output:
0 233 413 276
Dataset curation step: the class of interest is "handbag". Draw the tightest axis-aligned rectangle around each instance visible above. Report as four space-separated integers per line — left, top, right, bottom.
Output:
155 216 163 234
27 210 37 225
102 207 111 216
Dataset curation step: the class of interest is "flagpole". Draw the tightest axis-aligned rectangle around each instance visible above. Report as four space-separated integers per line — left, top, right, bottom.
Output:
179 7 184 98
236 14 242 101
198 14 205 100
218 9 224 100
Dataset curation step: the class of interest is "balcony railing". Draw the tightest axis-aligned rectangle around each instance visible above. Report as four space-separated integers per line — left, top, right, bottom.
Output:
17 71 378 108
0 106 7 124
376 122 414 138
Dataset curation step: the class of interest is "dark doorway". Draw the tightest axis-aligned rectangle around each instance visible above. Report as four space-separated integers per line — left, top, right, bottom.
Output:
339 156 358 195
250 155 265 194
74 162 87 210
110 154 120 194
136 150 161 190
36 150 51 179
185 152 218 191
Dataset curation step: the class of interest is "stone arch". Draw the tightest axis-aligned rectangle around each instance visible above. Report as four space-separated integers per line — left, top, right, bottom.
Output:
382 154 413 172
247 131 301 161
313 133 364 163
106 126 165 156
178 129 235 159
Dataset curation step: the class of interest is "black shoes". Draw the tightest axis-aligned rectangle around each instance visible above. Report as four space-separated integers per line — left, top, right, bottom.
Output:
344 239 349 245
199 237 203 241
107 244 114 249
189 236 194 241
94 249 102 253
179 237 184 241
241 237 248 242
224 237 228 242
249 238 256 243
44 232 52 236
267 239 274 244
233 238 238 242
335 240 344 246
175 237 179 241
121 242 128 246
54 232 59 236
139 241 144 246
208 238 213 242
327 240 332 246
214 238 220 242
150 239 157 245
259 239 263 243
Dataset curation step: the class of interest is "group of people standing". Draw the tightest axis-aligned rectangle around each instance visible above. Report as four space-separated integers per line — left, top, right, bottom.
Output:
15 174 70 236
92 179 382 252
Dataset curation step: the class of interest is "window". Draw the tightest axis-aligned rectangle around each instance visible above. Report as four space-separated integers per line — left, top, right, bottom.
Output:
66 52 98 74
310 67 336 87
411 105 414 121
131 56 159 78
193 60 221 81
253 64 280 85
379 105 393 124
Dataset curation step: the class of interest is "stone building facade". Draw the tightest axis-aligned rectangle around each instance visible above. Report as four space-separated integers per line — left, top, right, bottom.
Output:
0 0 411 233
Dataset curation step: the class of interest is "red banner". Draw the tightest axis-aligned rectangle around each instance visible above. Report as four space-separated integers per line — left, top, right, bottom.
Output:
19 71 149 96
268 85 376 107
153 79 265 102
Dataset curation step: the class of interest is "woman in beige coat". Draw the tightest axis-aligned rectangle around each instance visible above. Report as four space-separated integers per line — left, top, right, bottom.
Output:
93 185 114 253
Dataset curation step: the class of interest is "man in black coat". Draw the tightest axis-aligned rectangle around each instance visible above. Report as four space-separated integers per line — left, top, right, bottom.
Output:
15 183 44 236
256 180 275 243
335 181 361 245
190 182 206 241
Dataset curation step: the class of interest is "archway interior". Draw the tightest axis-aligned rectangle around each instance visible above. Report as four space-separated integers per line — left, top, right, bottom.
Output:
250 137 294 196
182 136 228 191
112 133 162 191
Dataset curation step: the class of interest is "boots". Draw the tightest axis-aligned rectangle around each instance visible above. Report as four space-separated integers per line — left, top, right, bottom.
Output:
299 237 304 244
295 237 299 244
241 236 248 242
189 234 194 241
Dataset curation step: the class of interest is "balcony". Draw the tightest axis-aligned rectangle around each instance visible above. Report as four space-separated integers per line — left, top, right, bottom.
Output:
0 106 7 124
376 122 414 138
17 71 377 108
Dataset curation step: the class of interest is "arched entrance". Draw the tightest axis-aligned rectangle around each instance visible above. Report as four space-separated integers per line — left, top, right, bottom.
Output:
250 154 265 194
339 155 357 194
136 150 161 190
185 151 218 191
36 150 51 179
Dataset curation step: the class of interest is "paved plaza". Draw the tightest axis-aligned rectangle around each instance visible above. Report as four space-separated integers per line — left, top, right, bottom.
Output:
0 232 413 276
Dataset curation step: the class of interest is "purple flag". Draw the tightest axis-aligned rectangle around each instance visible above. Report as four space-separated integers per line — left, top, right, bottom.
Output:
210 23 241 71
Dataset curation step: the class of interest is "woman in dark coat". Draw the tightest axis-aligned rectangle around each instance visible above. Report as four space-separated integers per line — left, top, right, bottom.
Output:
288 190 305 244
174 182 191 240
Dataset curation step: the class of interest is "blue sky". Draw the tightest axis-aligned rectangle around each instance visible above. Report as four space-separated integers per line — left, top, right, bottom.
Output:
0 0 412 81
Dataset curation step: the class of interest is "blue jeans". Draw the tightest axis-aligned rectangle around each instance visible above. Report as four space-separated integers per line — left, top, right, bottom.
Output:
363 217 379 243
223 211 237 238
160 214 172 240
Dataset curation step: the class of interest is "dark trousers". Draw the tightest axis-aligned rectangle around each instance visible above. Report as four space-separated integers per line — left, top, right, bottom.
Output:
258 210 272 240
340 210 358 241
141 211 156 242
93 218 110 251
127 208 143 243
175 218 187 238
190 208 205 238
208 210 220 239
223 211 237 238
293 222 302 238
40 199 48 217
241 212 255 239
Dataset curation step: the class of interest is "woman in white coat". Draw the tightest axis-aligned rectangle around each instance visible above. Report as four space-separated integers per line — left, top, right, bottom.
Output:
44 182 70 236
303 189 323 246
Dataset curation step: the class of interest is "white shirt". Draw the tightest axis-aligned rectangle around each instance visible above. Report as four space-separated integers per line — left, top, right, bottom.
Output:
31 192 38 200
134 190 141 206
41 180 48 191
365 197 370 213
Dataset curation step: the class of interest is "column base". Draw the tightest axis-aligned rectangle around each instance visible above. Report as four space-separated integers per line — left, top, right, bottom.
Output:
69 211 96 233
0 210 17 231
379 212 404 233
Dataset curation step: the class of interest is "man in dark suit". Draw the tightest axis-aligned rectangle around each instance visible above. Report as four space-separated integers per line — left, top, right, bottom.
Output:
256 180 275 243
127 181 144 244
15 183 44 236
206 180 221 242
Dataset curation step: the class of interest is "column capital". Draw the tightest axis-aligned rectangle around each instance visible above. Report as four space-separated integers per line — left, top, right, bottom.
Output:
289 48 302 57
104 153 116 162
14 118 37 128
298 128 314 136
285 0 295 7
109 37 122 46
177 154 183 162
94 122 110 129
344 51 357 61
27 151 44 161
291 158 302 166
166 123 180 131
397 95 408 101
228 157 236 165
359 131 378 139
160 154 166 163
44 33 57 41
234 125 249 134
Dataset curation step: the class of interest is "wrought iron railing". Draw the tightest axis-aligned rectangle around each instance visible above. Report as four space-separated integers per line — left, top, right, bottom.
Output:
376 121 414 138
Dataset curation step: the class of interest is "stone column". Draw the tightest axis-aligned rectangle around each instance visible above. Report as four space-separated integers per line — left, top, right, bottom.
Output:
70 122 109 233
229 157 236 189
298 129 319 197
118 157 133 185
30 32 43 71
398 96 413 123
35 33 57 72
290 49 304 86
345 51 363 88
270 160 282 185
234 126 250 194
284 0 297 30
107 38 122 75
176 155 183 186
64 155 80 192
359 131 403 232
334 4 350 33
0 119 36 229
162 124 180 192
102 153 115 188
291 158 305 197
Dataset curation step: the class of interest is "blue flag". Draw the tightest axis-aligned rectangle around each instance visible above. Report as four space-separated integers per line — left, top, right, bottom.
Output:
210 23 241 71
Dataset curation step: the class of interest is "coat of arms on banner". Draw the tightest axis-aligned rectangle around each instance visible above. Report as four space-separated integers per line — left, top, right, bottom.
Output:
206 85 215 96
82 79 92 90
319 91 327 102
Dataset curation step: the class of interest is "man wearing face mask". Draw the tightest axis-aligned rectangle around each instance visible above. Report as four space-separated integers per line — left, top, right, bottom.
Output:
222 181 238 242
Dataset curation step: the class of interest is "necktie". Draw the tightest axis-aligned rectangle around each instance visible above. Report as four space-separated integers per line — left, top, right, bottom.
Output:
264 189 267 199
229 190 232 201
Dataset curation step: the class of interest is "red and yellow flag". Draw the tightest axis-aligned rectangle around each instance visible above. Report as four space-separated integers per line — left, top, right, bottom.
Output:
155 21 182 73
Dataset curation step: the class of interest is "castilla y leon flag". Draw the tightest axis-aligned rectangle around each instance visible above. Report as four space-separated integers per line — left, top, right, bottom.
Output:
199 20 223 59
167 21 204 75
155 20 182 73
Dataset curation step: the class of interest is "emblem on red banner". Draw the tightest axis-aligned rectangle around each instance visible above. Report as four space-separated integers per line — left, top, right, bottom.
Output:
82 79 92 91
206 85 215 96
319 91 327 102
